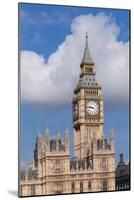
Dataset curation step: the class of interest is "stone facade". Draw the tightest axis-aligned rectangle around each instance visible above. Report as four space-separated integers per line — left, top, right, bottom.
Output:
20 35 115 197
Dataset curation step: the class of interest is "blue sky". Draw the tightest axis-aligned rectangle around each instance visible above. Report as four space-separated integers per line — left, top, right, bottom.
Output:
20 3 129 59
19 3 130 166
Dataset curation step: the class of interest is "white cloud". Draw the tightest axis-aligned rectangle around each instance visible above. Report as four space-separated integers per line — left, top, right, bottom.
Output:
21 13 129 107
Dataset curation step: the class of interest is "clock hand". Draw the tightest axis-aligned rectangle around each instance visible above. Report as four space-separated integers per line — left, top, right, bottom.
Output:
88 106 94 109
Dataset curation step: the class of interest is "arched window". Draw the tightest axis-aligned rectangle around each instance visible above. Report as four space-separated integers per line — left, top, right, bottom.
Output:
54 182 62 194
31 185 35 196
55 159 61 173
71 182 75 193
102 158 107 170
102 179 107 191
88 181 91 190
80 181 83 193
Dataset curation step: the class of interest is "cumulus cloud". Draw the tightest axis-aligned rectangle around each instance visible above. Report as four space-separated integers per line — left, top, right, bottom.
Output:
21 13 129 108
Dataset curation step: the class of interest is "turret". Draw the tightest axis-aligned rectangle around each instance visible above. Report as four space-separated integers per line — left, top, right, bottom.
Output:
118 153 125 167
109 128 115 151
57 129 61 140
34 131 43 164
64 128 70 151
37 132 43 145
56 130 61 151
45 127 50 151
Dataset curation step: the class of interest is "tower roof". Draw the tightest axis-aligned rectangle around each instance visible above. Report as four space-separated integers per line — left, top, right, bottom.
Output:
81 34 94 66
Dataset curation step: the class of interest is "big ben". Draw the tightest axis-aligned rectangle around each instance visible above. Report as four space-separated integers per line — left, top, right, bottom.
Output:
73 34 105 159
20 34 115 196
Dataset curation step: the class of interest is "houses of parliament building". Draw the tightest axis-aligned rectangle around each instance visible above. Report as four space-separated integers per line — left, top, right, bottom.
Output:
20 35 115 197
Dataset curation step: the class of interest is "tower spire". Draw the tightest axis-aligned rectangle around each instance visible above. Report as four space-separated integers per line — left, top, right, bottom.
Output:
37 130 42 143
45 127 50 150
57 129 61 140
81 33 94 66
65 128 70 151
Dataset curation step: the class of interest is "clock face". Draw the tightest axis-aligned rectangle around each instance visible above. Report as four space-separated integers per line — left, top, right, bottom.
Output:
86 100 99 115
73 103 78 117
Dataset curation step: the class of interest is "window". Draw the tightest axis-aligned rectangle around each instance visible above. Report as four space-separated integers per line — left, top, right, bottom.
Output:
80 181 83 193
54 182 62 194
71 182 75 193
55 160 61 173
102 158 107 170
88 181 91 190
31 185 35 196
102 179 107 191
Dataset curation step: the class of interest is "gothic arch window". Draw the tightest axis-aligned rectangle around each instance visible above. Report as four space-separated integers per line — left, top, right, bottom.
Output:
101 158 107 170
56 159 60 167
31 185 35 196
80 181 83 193
88 180 91 190
54 182 62 194
71 182 75 193
102 179 107 191
55 159 61 173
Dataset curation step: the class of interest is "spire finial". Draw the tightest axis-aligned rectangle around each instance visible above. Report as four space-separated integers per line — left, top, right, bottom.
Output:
118 153 125 166
45 127 50 137
57 124 60 139
57 129 60 139
45 121 49 134
37 126 42 138
38 131 42 138
120 153 124 162
85 32 88 49
46 127 49 132
85 32 88 39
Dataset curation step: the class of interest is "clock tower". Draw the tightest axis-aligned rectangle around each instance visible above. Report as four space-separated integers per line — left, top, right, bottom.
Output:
20 34 116 196
73 34 104 159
